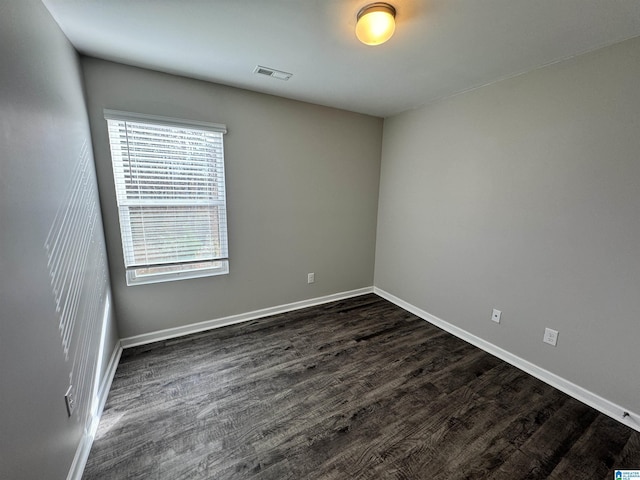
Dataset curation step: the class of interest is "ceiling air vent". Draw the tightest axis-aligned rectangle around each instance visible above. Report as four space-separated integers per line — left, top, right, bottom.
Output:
254 65 292 81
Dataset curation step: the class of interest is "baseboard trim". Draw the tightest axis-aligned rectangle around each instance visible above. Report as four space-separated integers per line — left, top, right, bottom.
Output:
66 341 123 480
373 287 640 433
94 342 123 431
121 287 374 349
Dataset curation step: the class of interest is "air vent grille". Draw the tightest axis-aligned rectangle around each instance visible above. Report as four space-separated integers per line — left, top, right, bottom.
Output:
254 65 292 81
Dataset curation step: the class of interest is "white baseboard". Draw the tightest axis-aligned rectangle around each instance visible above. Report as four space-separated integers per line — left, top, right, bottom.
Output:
67 342 123 480
373 287 640 433
93 342 123 433
121 287 374 348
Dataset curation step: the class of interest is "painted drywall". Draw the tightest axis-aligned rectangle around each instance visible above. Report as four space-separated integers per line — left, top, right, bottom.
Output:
0 1 118 478
375 36 640 415
81 58 382 338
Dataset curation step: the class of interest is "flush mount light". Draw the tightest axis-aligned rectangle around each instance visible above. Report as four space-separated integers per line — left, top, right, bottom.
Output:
356 2 396 46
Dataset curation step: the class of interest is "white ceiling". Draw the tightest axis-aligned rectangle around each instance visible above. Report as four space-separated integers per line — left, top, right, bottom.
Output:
42 0 640 118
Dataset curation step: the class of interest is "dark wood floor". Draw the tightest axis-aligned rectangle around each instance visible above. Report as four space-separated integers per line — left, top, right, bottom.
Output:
83 294 640 479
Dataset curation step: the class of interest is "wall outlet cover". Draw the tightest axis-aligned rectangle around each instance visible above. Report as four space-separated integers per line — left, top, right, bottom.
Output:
543 328 559 346
491 309 501 323
65 385 75 417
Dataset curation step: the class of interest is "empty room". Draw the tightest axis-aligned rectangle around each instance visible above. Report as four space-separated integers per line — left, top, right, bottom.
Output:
2 0 640 479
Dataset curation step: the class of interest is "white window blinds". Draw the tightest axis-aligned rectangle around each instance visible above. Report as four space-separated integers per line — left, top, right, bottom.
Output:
104 110 229 285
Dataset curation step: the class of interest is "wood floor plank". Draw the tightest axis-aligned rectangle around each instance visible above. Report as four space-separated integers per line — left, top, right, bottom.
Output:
487 397 598 479
82 295 640 479
548 414 632 479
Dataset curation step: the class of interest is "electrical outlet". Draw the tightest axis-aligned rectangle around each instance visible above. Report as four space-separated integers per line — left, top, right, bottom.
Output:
491 309 501 323
307 272 315 284
64 385 75 417
543 328 559 346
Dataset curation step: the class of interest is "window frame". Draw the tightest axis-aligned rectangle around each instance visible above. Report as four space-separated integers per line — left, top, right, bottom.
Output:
104 109 229 286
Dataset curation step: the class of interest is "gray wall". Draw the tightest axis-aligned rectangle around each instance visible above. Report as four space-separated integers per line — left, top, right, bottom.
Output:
375 36 640 414
0 1 118 479
81 58 382 338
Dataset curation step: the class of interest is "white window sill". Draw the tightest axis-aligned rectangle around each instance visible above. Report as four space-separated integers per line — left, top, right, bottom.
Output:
126 260 229 286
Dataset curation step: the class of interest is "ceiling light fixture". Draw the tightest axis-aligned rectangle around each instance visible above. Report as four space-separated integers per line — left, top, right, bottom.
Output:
356 2 396 46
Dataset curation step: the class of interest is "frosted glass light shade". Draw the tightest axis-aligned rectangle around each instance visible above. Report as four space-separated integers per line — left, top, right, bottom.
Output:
356 3 396 46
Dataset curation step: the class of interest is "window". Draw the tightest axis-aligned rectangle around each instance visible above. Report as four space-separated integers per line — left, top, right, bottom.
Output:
104 110 229 285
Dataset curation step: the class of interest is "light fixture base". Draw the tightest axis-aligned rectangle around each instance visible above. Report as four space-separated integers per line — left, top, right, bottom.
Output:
357 2 396 22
